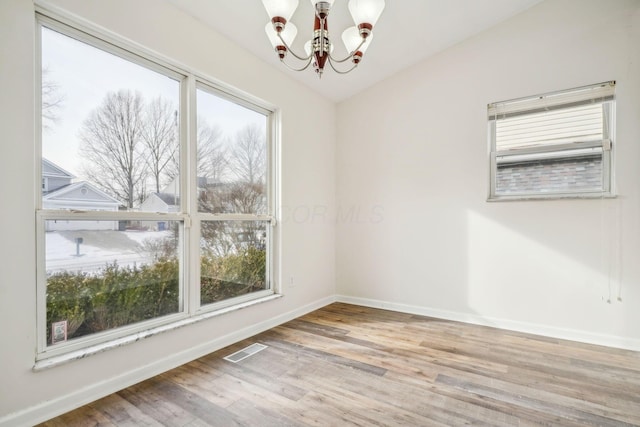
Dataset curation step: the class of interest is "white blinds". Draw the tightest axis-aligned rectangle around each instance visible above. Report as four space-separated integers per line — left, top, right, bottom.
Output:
496 103 604 151
489 81 615 152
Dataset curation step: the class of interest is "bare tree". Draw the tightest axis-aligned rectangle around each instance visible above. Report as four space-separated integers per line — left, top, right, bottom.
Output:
225 182 265 214
164 117 227 186
200 124 267 253
229 124 266 184
42 67 64 130
197 118 227 181
195 119 229 213
197 122 267 214
142 97 177 193
79 90 148 208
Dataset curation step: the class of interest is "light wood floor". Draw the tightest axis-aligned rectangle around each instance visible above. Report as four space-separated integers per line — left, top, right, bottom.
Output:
39 303 640 426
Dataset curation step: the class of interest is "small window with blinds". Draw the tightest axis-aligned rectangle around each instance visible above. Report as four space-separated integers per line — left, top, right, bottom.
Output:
488 81 615 200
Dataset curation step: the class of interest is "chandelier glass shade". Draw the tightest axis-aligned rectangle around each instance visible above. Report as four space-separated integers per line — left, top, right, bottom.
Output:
262 0 385 77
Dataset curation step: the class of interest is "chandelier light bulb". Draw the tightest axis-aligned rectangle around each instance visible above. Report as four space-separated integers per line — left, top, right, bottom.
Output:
348 0 385 36
262 0 299 22
348 0 385 26
265 22 298 58
341 26 373 63
262 0 299 32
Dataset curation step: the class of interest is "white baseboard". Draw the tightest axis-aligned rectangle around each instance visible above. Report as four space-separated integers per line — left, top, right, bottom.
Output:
0 295 336 427
336 295 640 352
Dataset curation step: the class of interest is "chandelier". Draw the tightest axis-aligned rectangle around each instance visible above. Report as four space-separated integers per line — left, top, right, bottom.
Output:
261 0 385 77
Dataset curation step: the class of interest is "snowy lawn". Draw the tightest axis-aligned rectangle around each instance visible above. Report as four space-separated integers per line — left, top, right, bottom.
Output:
45 230 172 274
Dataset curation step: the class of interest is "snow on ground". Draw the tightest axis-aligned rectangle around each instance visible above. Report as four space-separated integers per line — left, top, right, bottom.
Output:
45 230 172 274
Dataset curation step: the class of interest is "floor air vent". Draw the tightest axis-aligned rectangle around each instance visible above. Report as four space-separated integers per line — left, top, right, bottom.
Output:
223 343 268 363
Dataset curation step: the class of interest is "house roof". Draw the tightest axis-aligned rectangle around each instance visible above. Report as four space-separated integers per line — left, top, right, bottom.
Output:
496 155 602 194
42 158 75 179
154 192 180 207
43 181 121 205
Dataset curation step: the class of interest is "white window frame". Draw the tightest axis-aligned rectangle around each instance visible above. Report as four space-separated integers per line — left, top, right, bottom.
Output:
487 81 616 201
35 10 279 366
192 81 277 314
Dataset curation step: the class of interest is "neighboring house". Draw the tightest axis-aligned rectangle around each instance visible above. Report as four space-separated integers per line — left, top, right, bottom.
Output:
139 192 180 214
42 159 121 231
496 155 602 195
42 158 75 194
139 176 202 214
139 192 180 231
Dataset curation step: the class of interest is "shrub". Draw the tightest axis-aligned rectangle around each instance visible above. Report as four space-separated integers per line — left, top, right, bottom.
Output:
46 247 265 343
47 259 179 342
46 271 91 343
201 247 266 305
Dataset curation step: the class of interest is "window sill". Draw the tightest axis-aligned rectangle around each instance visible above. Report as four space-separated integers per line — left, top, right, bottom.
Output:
33 293 283 371
487 192 616 202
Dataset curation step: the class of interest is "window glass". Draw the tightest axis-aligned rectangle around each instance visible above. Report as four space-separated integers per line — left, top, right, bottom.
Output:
41 27 180 212
41 25 183 348
200 221 268 305
45 220 181 345
196 87 268 215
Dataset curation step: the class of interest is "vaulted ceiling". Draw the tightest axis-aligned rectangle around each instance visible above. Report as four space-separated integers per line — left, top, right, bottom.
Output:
167 0 543 102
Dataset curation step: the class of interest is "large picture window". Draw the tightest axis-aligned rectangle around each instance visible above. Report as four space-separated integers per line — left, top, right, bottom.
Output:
37 14 276 361
488 82 615 200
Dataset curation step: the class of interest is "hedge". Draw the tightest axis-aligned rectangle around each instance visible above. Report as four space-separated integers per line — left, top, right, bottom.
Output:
46 248 265 344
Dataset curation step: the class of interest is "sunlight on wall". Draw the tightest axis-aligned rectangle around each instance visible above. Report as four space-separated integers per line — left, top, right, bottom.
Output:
466 206 624 333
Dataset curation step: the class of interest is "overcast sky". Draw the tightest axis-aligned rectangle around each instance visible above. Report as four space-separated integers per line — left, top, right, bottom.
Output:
42 26 264 179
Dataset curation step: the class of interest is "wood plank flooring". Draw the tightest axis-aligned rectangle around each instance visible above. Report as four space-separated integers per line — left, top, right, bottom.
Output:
38 303 640 426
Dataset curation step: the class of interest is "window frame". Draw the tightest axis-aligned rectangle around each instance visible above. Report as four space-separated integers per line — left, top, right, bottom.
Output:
487 82 616 201
192 80 277 313
35 10 279 364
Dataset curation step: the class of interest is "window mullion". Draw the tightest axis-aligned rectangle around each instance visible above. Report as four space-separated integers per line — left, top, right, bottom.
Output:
185 75 200 314
488 119 497 200
602 102 614 193
36 214 48 354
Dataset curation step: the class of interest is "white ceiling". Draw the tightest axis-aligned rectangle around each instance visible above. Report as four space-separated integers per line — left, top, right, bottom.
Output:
166 0 543 102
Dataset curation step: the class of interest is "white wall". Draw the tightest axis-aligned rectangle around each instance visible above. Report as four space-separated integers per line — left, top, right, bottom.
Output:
0 0 335 423
3 0 639 423
336 0 640 349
